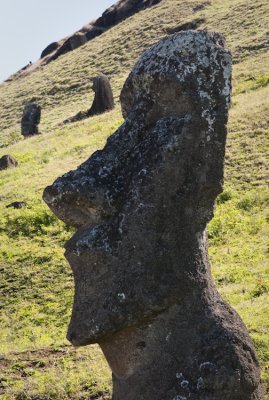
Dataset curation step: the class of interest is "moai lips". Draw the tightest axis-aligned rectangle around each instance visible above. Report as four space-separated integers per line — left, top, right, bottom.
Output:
43 31 264 399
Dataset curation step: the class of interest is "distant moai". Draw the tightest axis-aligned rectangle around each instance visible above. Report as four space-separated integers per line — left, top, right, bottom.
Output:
63 74 114 124
69 32 87 50
87 73 115 116
21 101 41 136
44 31 264 400
0 155 18 170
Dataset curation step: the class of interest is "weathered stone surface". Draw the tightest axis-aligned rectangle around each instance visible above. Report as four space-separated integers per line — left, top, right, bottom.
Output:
21 101 41 136
50 33 88 61
63 74 114 124
166 18 206 35
69 32 87 50
6 201 26 209
96 0 162 28
88 73 115 116
0 155 18 170
41 41 61 59
43 31 263 399
63 110 88 125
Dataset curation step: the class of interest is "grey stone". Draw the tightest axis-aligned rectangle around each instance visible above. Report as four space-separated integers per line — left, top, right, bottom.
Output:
88 73 115 116
63 74 115 124
21 101 41 136
69 32 87 50
0 155 18 170
43 0 163 63
41 41 61 59
6 201 26 209
43 31 264 399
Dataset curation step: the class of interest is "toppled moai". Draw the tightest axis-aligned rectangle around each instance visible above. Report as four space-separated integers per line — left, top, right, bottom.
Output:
6 201 26 209
0 154 18 170
21 101 41 136
43 31 264 400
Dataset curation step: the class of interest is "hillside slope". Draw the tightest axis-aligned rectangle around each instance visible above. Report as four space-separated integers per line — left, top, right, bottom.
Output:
5 0 162 82
0 0 268 399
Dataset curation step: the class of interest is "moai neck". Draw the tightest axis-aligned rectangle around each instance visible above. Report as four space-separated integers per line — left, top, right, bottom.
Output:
101 301 263 400
99 232 260 400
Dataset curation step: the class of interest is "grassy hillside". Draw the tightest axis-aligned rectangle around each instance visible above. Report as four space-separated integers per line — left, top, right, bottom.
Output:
0 0 268 398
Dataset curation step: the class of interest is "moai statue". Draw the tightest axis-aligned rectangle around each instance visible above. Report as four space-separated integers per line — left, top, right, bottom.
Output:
0 154 18 170
63 74 115 124
21 101 41 136
87 73 115 116
43 31 264 400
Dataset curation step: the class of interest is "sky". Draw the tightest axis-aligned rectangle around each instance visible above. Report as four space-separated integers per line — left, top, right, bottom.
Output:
0 0 115 83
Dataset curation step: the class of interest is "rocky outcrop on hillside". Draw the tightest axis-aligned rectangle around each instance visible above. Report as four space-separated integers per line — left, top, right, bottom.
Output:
41 0 162 63
4 0 163 83
0 155 18 170
21 101 41 136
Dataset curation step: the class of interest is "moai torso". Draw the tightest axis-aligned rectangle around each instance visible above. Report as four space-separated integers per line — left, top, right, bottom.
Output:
43 31 264 400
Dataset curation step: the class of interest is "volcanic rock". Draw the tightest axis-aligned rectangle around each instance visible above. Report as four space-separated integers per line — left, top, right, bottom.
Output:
0 155 18 170
43 31 264 400
42 0 163 63
41 41 61 59
88 73 115 116
21 101 41 136
6 201 26 209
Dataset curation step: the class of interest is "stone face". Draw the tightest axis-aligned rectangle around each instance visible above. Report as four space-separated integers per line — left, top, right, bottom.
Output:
87 73 115 117
0 155 18 170
21 102 41 136
43 31 263 400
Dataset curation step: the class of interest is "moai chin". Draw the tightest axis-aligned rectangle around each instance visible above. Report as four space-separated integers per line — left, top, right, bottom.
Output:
21 101 41 136
43 31 264 400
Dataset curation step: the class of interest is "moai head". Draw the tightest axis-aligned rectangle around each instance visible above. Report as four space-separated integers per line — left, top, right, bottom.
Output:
88 73 115 116
43 31 232 346
21 100 41 136
0 154 18 170
44 32 264 399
